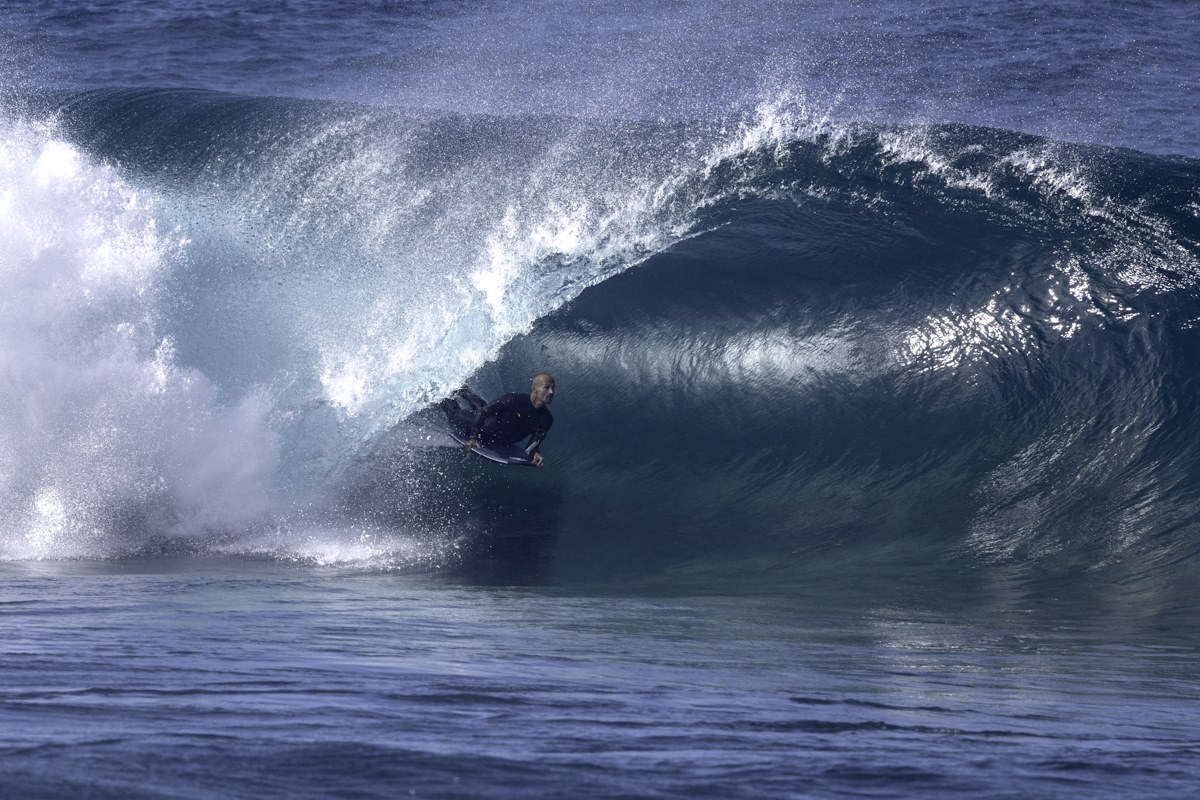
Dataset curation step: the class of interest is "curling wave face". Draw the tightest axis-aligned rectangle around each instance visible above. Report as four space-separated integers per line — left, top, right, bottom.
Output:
3 89 1200 601
463 117 1200 596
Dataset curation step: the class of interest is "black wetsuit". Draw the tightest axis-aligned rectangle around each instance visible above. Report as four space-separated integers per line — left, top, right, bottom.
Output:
474 392 553 454
442 389 553 455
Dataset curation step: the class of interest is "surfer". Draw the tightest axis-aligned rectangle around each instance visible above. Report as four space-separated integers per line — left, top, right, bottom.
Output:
440 374 555 467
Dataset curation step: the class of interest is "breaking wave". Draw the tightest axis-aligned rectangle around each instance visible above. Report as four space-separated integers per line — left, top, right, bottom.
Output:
3 88 1200 601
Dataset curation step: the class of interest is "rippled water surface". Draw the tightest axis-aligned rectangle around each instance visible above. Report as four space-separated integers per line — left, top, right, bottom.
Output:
4 560 1199 798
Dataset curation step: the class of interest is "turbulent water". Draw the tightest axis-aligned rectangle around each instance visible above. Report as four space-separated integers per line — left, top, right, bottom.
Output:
2 1 1199 797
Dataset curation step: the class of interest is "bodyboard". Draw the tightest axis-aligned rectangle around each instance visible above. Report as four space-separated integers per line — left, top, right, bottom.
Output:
447 430 537 467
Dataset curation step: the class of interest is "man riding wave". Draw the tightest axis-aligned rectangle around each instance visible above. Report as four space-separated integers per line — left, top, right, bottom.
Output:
439 374 555 467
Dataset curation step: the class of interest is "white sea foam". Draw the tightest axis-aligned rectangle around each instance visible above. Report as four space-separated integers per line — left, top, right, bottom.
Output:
0 114 281 558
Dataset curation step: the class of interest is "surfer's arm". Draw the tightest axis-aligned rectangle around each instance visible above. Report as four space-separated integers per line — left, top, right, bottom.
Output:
522 419 551 466
522 437 546 467
522 429 548 456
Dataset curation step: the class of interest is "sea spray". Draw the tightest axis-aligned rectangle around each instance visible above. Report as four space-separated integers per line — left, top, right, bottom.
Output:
0 113 279 558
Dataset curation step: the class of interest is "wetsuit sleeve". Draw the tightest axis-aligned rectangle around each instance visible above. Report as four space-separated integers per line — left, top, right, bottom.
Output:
523 413 553 456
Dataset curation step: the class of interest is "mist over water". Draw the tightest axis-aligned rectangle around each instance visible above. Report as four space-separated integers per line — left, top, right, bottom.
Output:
0 112 280 559
5 0 1197 156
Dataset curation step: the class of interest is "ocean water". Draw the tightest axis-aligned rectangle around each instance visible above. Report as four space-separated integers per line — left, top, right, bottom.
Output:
2 1 1199 797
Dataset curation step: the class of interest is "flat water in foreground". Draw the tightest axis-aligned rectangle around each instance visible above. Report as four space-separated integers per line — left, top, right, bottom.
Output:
2 559 1197 798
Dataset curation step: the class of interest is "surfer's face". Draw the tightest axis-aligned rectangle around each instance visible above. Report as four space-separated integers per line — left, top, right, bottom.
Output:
531 377 555 407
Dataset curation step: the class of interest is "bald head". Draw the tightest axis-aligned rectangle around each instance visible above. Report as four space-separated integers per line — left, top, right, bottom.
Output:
530 373 555 408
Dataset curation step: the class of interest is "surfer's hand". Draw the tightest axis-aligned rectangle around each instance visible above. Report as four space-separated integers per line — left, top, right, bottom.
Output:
532 452 544 467
465 438 479 451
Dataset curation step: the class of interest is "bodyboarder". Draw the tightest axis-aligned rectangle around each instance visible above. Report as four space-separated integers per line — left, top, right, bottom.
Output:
439 374 555 467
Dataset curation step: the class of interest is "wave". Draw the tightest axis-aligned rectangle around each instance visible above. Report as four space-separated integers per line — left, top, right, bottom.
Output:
3 88 1200 601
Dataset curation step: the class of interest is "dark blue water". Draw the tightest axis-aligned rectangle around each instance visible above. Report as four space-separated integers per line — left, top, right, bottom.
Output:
5 559 1200 799
2 1 1199 796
